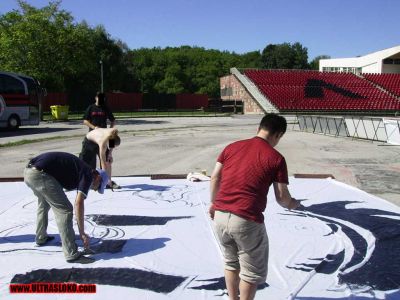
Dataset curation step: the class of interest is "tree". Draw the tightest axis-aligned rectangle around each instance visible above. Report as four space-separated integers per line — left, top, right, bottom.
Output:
0 1 317 101
237 51 262 69
129 46 238 97
291 42 309 69
0 0 78 91
0 0 134 105
261 42 309 69
309 55 331 70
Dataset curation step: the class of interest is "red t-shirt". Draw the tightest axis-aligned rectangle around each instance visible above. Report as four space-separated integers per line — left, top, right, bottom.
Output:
214 136 289 223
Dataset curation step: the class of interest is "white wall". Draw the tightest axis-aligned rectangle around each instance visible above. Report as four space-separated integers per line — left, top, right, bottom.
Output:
363 63 380 73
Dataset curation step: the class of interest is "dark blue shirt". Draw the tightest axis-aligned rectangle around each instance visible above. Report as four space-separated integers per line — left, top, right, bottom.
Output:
83 104 115 130
30 152 93 197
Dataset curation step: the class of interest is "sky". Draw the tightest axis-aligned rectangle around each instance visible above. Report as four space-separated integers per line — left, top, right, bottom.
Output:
0 0 399 61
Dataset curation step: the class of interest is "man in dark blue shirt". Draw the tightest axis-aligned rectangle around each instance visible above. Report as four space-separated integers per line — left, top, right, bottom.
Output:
24 152 108 264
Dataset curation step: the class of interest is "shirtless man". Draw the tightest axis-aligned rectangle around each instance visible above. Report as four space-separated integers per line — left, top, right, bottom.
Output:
79 128 121 189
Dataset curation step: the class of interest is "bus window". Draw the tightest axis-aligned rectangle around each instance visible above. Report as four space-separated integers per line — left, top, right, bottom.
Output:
19 75 37 95
0 74 25 94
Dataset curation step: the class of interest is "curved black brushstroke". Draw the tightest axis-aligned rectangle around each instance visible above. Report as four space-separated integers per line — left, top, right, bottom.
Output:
288 251 345 274
324 223 339 236
11 267 187 293
296 292 400 300
87 214 192 226
295 201 400 291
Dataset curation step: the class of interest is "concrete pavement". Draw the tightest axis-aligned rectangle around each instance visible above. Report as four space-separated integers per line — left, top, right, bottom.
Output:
1 115 399 205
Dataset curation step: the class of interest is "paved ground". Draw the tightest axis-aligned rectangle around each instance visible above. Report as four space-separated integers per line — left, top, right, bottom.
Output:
1 115 399 206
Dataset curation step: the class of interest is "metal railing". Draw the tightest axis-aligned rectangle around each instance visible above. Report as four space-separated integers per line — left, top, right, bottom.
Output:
230 68 278 113
293 114 400 144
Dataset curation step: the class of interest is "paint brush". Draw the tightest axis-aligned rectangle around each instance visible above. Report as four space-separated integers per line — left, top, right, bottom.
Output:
83 247 96 255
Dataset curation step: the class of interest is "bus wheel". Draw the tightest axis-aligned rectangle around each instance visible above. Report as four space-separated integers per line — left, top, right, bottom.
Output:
7 114 20 130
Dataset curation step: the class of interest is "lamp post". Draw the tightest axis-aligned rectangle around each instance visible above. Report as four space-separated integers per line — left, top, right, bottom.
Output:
100 60 104 92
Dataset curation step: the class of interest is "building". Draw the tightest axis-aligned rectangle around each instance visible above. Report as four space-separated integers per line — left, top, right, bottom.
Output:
319 45 400 75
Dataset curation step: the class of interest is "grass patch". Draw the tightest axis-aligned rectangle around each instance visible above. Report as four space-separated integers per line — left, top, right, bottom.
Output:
0 136 74 148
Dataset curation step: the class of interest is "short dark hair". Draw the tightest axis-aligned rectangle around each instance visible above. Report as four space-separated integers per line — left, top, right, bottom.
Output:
114 135 121 147
108 135 121 149
96 92 105 100
259 113 287 136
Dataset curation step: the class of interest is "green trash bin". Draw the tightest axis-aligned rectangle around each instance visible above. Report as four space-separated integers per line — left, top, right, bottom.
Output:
50 105 69 120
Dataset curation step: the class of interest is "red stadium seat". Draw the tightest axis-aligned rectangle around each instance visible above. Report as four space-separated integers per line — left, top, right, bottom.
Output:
244 69 400 112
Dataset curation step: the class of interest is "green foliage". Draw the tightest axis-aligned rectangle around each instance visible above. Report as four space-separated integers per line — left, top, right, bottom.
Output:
237 51 263 69
0 1 324 100
309 55 331 70
0 0 133 107
129 46 257 97
261 42 309 69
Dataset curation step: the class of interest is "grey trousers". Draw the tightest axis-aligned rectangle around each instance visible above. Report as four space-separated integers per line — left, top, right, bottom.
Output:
24 167 80 261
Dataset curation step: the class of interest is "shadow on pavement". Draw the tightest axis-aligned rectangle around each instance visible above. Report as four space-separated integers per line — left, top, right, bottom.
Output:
114 119 169 125
0 127 76 138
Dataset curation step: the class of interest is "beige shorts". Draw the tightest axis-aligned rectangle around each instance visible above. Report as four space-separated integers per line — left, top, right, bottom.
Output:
213 210 269 284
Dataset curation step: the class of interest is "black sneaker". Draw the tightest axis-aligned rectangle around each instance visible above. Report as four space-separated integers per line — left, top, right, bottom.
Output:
67 255 95 264
106 181 121 190
35 236 55 247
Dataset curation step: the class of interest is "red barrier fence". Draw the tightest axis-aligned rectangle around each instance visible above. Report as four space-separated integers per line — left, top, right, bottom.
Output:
176 93 208 109
106 93 143 111
43 93 68 111
43 93 208 111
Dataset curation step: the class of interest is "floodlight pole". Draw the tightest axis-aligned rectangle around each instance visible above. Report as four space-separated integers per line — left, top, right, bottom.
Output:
100 60 104 92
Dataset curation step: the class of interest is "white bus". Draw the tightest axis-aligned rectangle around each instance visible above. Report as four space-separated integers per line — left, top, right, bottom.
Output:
0 71 45 130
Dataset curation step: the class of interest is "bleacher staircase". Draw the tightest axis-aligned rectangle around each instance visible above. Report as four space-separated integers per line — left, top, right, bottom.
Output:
230 67 278 113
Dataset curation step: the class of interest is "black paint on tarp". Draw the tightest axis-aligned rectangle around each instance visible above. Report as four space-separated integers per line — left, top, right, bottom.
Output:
11 267 187 293
288 250 345 274
295 201 400 291
324 223 339 236
87 214 192 226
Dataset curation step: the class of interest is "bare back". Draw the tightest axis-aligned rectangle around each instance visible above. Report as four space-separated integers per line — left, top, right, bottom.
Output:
86 128 117 146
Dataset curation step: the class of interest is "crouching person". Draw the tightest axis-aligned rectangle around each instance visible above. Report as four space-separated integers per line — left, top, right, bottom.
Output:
24 152 108 264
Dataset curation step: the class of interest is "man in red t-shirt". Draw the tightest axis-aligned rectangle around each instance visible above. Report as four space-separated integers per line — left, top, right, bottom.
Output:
209 113 301 300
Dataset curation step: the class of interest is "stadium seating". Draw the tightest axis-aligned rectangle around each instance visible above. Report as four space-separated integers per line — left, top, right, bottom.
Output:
363 73 400 97
243 69 400 112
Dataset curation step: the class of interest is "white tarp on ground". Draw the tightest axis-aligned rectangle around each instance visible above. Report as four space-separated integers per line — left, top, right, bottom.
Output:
0 177 399 299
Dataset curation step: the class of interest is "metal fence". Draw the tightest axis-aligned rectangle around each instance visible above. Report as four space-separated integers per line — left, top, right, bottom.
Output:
293 115 400 144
